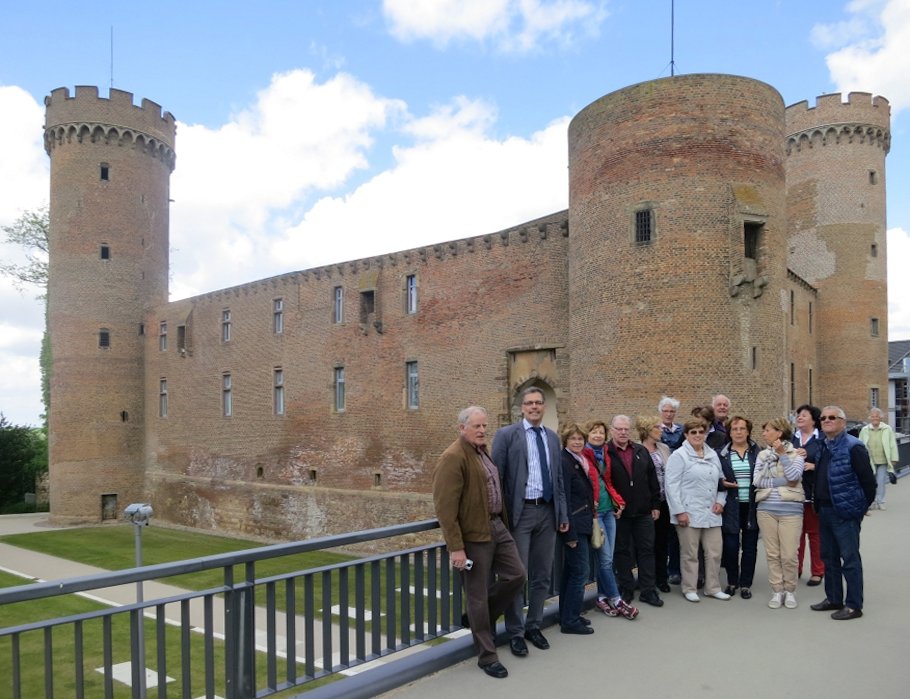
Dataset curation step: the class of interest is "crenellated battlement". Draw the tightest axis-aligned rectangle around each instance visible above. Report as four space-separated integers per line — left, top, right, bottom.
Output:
785 91 890 138
193 211 570 303
44 86 176 165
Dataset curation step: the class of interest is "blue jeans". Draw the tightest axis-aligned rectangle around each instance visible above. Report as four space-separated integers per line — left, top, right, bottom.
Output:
819 505 864 610
594 511 620 599
560 533 590 628
874 464 888 506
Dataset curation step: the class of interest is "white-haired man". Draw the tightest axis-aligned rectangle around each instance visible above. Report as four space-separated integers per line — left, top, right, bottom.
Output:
433 406 526 678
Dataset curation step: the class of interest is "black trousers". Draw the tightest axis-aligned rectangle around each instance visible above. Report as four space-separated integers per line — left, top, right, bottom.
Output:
615 512 656 595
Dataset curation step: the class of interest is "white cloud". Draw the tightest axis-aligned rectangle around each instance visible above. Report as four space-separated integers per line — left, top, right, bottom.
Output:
0 86 48 225
271 100 569 269
814 0 910 112
888 226 910 338
169 69 407 298
382 0 607 52
0 87 48 426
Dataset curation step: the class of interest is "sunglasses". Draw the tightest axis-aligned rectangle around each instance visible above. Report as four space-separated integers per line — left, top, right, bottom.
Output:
820 415 842 422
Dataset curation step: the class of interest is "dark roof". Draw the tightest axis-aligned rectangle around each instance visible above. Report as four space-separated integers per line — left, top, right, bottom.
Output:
889 340 910 372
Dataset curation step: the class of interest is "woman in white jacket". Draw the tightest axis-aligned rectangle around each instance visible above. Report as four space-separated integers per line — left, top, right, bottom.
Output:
665 417 730 603
859 408 900 510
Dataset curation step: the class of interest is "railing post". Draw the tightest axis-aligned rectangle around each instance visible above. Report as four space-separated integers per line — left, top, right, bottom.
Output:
224 569 256 699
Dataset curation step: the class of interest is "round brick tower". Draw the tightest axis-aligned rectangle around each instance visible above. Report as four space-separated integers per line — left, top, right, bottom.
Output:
44 86 176 523
785 93 890 421
567 74 788 420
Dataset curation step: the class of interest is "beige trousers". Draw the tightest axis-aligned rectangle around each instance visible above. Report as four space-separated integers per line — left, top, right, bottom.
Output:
757 511 803 593
675 525 723 595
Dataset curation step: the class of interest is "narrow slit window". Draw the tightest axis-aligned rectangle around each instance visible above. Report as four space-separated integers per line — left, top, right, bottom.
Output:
334 367 345 412
100 163 109 181
99 328 110 349
634 208 653 244
100 244 110 260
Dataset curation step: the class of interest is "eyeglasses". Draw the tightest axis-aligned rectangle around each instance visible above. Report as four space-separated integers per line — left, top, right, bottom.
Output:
820 415 842 422
522 400 544 406
687 429 706 434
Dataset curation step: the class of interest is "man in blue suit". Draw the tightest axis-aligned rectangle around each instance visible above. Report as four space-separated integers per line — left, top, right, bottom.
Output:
492 386 568 657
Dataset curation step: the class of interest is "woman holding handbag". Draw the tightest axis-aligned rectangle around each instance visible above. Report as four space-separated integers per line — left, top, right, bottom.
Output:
584 421 638 620
753 417 806 610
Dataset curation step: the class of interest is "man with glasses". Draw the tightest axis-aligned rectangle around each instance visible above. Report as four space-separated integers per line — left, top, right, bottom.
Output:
607 414 664 607
493 387 568 657
810 406 875 620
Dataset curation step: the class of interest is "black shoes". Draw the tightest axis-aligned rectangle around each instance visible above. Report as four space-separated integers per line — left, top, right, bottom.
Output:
639 591 664 607
668 574 681 585
658 582 671 593
560 623 594 635
831 607 863 620
509 636 528 656
524 628 550 649
810 599 844 611
480 661 509 678
807 576 823 587
740 587 752 600
724 585 737 595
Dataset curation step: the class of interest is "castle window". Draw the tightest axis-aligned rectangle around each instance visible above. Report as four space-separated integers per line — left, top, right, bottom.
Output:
871 317 880 337
139 323 145 336
789 363 796 412
100 244 110 260
222 309 232 342
870 387 880 409
808 302 813 334
634 208 653 245
406 274 418 314
159 321 167 351
334 367 345 412
808 368 814 404
333 286 344 324
273 298 284 335
869 170 878 185
751 346 758 371
100 163 109 181
406 361 419 409
789 290 795 325
871 243 878 258
177 325 186 352
360 290 375 324
744 222 762 260
222 373 233 417
99 328 110 349
120 410 129 422
159 379 168 418
274 368 285 416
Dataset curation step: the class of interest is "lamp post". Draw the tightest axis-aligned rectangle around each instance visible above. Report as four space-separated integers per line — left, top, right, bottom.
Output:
124 503 153 698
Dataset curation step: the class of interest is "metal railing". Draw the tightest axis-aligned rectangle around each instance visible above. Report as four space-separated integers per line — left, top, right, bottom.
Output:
0 520 465 698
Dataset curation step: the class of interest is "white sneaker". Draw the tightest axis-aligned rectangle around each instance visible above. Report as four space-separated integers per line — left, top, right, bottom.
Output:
684 591 700 603
879 504 887 511
768 592 782 609
710 591 731 600
784 592 798 609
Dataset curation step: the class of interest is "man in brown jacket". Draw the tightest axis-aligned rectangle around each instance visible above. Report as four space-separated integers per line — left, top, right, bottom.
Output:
433 406 526 679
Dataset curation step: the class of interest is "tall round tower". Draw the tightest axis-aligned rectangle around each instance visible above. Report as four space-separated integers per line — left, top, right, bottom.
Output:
567 74 788 420
44 86 176 523
785 93 890 421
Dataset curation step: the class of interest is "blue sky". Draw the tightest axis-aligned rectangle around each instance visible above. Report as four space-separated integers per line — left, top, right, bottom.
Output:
2 0 909 426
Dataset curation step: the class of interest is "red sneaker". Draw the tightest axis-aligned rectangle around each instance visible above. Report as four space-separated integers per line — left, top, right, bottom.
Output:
612 598 640 620
595 597 619 617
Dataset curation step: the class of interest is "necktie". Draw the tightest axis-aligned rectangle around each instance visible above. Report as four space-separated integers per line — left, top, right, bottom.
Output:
533 426 553 502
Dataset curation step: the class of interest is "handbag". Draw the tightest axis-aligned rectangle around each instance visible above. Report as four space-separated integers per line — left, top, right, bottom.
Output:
888 471 898 485
591 518 605 549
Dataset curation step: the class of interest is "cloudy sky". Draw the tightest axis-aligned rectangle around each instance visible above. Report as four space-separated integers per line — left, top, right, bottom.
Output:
2 0 909 426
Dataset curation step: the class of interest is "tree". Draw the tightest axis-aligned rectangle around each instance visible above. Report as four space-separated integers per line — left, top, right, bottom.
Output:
0 414 47 511
1 206 51 424
0 205 49 293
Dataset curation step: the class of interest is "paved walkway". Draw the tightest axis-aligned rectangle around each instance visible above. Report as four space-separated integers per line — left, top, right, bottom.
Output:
382 481 910 699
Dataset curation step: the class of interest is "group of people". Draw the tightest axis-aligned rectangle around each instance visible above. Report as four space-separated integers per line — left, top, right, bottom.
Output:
432 389 884 679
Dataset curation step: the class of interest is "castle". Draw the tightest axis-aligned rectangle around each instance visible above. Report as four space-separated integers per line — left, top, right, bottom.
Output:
44 74 891 540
